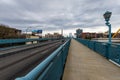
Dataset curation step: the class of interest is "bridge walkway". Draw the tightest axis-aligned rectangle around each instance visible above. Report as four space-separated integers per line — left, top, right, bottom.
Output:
63 39 120 80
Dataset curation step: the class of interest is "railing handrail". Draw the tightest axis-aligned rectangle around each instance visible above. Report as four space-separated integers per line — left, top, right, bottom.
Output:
75 38 120 65
15 39 70 80
78 38 120 46
0 38 60 44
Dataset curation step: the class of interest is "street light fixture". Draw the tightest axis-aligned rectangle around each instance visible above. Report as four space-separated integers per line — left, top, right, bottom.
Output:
103 11 112 44
103 11 112 21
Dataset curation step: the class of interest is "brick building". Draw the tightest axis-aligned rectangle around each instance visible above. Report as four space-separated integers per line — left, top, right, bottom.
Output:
45 33 62 38
0 24 23 39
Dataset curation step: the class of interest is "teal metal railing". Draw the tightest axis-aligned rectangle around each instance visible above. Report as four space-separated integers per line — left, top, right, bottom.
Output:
0 38 61 49
75 38 120 65
15 39 71 80
0 38 59 44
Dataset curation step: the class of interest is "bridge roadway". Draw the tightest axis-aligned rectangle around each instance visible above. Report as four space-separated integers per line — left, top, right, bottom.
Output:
0 40 63 80
63 39 120 80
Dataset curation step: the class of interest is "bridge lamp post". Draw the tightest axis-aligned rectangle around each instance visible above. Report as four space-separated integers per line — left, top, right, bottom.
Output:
103 11 112 44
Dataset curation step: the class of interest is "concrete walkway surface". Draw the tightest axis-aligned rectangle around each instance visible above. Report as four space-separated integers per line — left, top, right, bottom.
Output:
63 39 120 80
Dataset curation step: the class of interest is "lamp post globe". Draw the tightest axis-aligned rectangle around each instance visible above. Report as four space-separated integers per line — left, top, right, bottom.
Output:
103 11 112 22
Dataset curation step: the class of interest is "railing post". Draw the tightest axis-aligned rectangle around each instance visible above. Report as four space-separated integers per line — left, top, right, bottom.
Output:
105 43 110 59
93 42 96 51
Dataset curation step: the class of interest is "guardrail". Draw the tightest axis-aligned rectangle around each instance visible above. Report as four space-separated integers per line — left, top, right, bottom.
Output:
15 39 71 80
75 38 120 65
0 38 60 44
0 38 62 48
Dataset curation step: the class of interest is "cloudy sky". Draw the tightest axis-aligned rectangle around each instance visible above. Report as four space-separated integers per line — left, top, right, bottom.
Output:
0 0 120 35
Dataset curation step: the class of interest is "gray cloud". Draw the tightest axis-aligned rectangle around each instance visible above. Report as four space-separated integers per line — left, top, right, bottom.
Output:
0 0 120 32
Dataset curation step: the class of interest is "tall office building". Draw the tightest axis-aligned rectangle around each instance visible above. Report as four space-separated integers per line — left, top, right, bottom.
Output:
76 29 83 38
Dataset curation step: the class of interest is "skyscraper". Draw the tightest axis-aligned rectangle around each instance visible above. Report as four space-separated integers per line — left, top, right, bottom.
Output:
76 29 83 38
